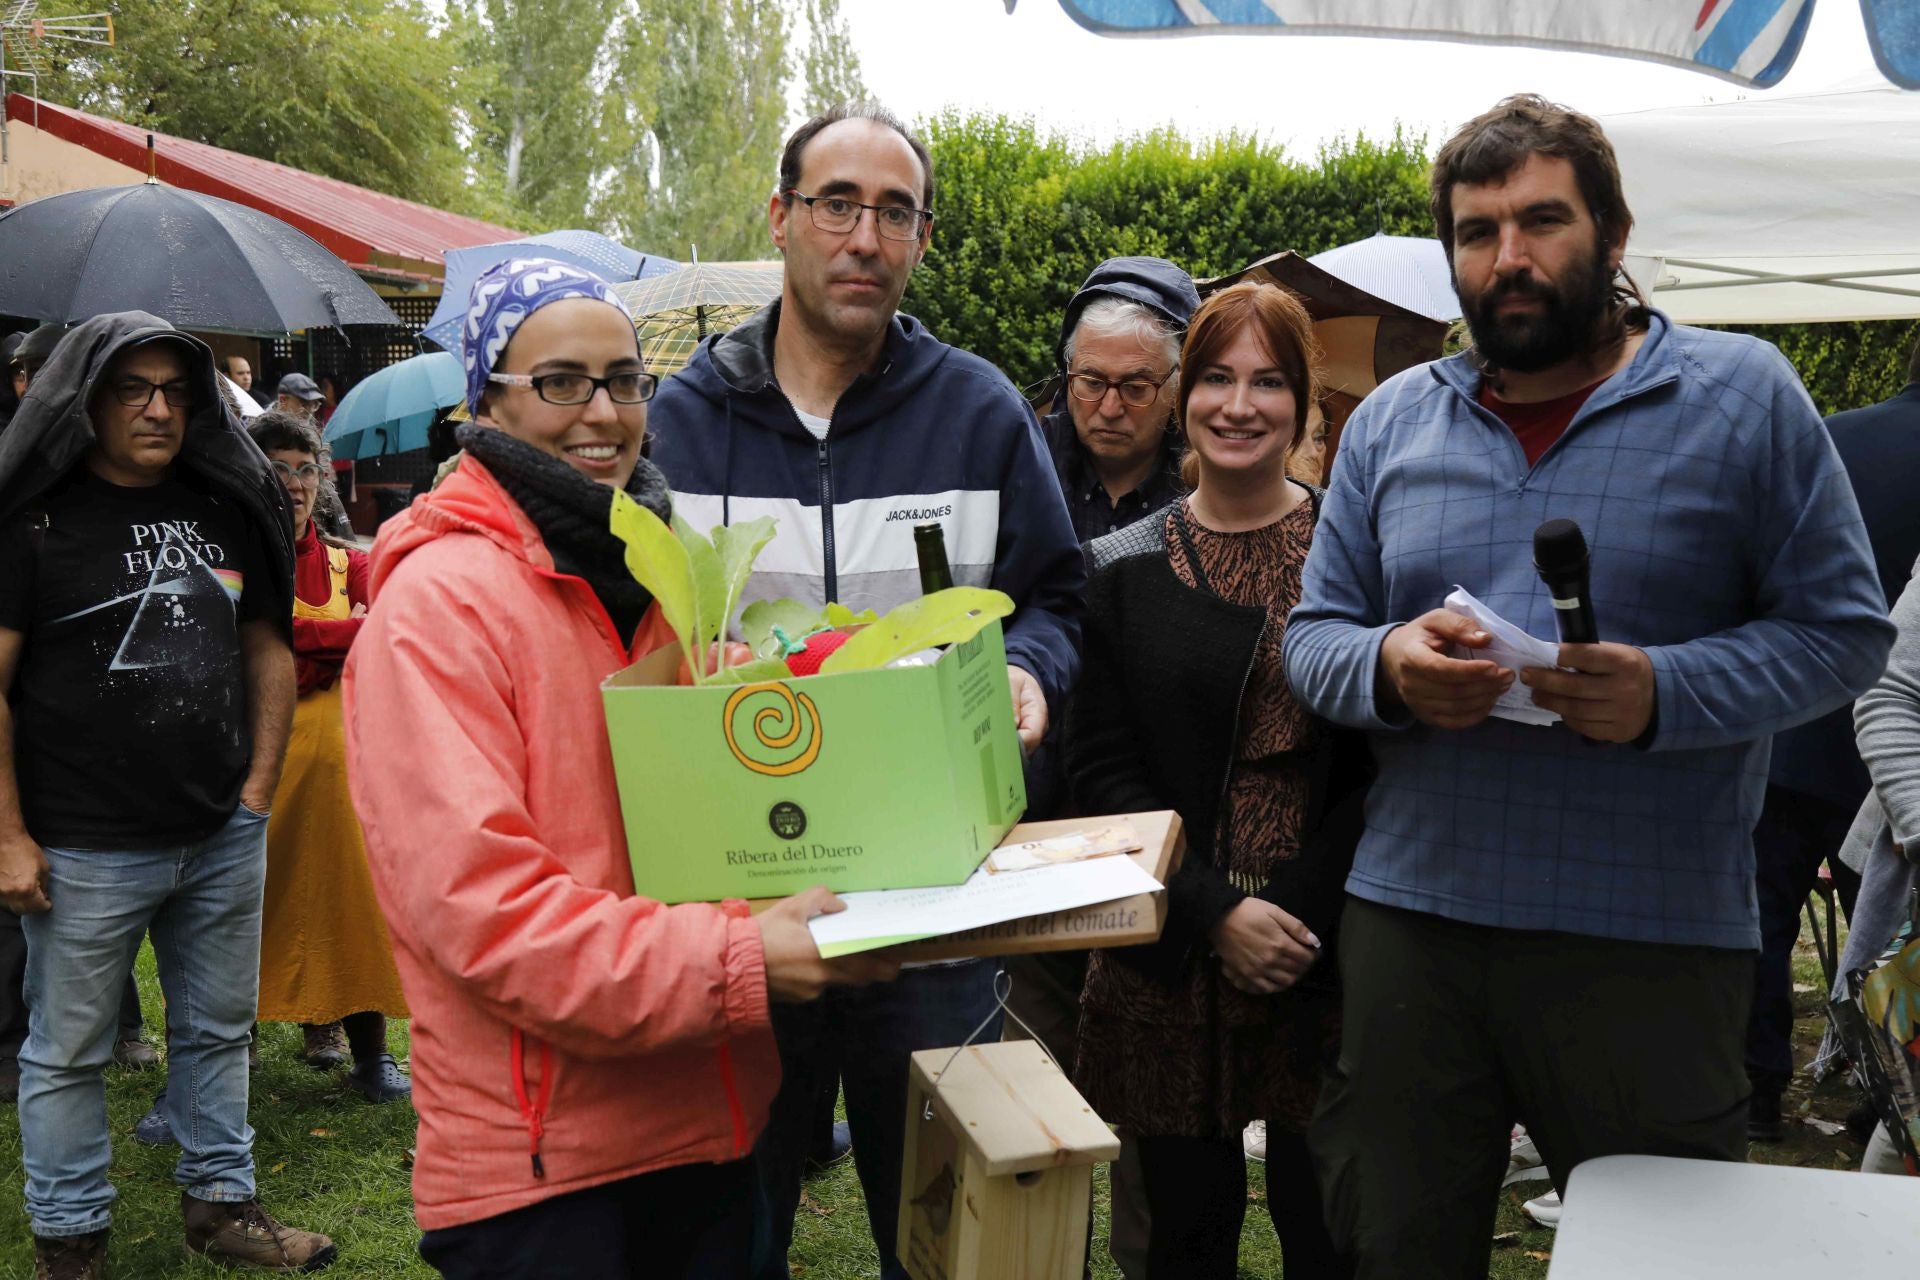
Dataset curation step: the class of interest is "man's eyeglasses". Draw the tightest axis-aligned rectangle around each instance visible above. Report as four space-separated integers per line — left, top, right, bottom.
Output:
784 191 931 242
270 460 325 486
487 370 658 406
111 378 193 409
1067 369 1176 409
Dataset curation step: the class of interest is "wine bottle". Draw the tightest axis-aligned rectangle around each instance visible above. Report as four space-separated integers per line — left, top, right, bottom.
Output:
914 522 954 595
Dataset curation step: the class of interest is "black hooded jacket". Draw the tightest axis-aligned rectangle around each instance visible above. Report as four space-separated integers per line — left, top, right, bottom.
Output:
0 312 294 635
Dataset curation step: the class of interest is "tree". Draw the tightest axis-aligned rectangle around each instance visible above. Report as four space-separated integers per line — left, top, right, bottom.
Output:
612 0 791 261
37 1 478 216
453 0 647 232
799 0 864 116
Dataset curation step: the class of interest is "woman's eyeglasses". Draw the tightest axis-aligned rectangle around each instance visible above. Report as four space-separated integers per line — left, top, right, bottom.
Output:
271 460 324 485
486 371 658 406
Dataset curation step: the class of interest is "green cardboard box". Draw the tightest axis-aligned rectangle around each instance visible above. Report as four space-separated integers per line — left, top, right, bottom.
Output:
602 621 1027 904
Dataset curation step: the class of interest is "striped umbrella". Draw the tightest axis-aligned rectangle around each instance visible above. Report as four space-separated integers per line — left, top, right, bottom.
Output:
612 261 784 376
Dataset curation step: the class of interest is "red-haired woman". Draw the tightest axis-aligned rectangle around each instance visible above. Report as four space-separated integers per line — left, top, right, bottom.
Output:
1067 282 1362 1278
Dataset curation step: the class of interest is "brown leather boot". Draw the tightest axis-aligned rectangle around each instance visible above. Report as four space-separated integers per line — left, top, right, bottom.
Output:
34 1229 108 1280
181 1193 336 1271
299 1022 349 1071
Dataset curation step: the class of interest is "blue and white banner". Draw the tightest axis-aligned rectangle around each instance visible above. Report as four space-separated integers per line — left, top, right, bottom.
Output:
1054 1 1920 90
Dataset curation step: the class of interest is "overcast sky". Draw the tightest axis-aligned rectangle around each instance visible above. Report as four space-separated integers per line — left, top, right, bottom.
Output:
839 0 1877 153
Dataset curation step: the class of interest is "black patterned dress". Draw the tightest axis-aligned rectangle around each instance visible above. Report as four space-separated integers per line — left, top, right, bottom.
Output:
1074 498 1340 1139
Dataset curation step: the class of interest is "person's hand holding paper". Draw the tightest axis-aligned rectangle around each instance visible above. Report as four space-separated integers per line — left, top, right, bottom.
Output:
1441 588 1562 726
1375 604 1516 730
1435 588 1656 739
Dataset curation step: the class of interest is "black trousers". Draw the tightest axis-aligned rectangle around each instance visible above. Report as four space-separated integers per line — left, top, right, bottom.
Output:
1311 899 1751 1280
1135 1128 1348 1280
418 1159 760 1280
1746 784 1862 1098
0 913 142 1064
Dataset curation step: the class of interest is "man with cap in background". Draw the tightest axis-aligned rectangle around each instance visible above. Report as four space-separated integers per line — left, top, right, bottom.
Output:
273 374 324 424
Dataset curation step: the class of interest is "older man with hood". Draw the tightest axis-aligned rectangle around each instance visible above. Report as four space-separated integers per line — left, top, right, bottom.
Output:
1041 256 1199 546
0 313 332 1277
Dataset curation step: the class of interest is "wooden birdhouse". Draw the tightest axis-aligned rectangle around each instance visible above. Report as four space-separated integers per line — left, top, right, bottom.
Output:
898 1039 1121 1280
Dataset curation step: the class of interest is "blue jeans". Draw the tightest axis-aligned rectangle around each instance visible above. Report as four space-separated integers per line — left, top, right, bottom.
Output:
19 804 269 1238
755 959 1002 1280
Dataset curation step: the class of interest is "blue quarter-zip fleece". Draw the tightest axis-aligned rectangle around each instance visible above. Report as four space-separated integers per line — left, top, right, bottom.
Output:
1283 311 1895 949
648 302 1086 710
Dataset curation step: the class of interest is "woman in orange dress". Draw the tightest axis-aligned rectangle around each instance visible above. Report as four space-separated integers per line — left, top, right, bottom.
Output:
248 411 409 1102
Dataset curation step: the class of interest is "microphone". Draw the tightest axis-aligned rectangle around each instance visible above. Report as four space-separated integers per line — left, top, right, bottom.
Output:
1533 518 1599 645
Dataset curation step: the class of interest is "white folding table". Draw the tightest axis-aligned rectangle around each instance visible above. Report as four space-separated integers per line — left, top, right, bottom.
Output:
1548 1154 1918 1278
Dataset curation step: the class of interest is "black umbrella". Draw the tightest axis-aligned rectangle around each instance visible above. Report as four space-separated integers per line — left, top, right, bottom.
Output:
0 180 401 333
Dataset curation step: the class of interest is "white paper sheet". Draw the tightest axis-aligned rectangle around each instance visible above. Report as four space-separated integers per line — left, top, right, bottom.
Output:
1442 586 1562 726
807 855 1164 958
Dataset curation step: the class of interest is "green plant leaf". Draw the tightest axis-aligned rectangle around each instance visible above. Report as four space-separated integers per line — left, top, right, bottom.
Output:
671 514 726 664
818 588 1014 674
824 602 880 628
610 491 697 677
709 517 778 652
741 598 832 658
704 657 798 685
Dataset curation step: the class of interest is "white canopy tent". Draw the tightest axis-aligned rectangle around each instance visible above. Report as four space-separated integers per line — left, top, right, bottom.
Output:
1608 77 1920 324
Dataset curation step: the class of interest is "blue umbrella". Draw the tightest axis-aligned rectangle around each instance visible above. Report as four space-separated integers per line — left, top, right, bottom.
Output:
419 231 680 352
324 351 464 461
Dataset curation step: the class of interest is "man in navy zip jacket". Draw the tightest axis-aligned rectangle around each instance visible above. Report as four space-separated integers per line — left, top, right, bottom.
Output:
648 102 1084 1280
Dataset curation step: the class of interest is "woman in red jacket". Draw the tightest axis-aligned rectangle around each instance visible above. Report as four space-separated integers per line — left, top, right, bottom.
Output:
344 258 893 1280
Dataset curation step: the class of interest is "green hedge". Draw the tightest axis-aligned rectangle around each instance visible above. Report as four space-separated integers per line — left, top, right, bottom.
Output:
906 113 1432 393
1721 321 1919 416
904 111 1916 415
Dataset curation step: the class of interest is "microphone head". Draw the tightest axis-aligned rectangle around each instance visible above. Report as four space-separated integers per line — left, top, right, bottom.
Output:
1534 518 1589 574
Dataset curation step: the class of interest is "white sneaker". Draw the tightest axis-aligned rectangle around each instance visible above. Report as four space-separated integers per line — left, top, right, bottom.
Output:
1522 1189 1561 1228
1243 1119 1267 1161
1503 1124 1548 1186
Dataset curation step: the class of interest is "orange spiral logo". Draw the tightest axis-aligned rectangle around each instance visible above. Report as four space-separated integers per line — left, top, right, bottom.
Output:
722 682 824 777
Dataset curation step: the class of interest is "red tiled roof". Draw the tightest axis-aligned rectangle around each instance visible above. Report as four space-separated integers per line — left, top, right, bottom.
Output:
5 94 521 282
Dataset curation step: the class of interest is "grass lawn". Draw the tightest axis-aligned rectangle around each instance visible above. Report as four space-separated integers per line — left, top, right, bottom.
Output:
0 935 1869 1278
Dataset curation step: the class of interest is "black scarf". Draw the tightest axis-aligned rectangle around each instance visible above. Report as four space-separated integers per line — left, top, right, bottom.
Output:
456 423 669 646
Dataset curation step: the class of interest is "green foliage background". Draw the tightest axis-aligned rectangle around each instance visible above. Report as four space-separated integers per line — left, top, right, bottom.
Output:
1722 320 1919 415
902 113 1916 409
906 114 1435 392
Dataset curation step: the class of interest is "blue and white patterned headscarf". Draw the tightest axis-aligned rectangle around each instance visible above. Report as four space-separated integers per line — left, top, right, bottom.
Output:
462 257 633 415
